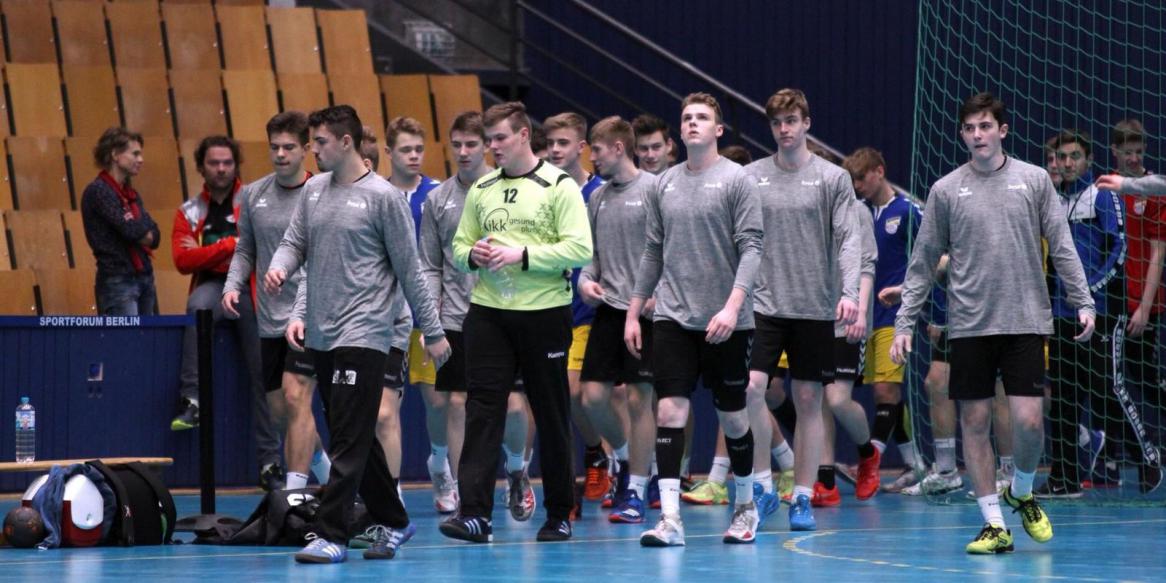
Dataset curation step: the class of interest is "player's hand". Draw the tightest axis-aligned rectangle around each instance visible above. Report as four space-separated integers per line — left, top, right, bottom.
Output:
835 298 858 326
264 268 287 295
1095 173 1125 193
221 290 241 318
1074 311 1096 342
579 280 605 305
624 317 643 359
425 337 452 370
471 238 494 268
488 245 524 271
877 286 902 307
643 297 657 319
1127 305 1150 337
286 320 306 352
889 332 912 365
705 307 737 344
845 312 867 344
927 324 942 345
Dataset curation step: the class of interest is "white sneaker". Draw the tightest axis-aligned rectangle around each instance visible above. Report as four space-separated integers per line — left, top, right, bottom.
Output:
641 513 686 547
882 466 924 493
431 471 459 514
903 467 963 496
722 502 760 544
967 469 1014 499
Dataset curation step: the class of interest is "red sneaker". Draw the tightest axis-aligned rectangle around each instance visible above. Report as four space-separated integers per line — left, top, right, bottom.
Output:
584 464 611 501
855 448 882 500
811 481 841 507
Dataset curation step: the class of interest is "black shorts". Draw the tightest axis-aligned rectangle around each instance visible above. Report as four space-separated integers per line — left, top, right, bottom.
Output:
931 328 950 363
434 330 467 392
750 314 835 384
948 334 1044 400
579 303 654 385
383 347 408 391
260 337 316 392
833 336 864 383
652 319 752 412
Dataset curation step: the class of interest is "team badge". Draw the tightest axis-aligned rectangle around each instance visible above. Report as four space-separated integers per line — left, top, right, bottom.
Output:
1134 199 1147 216
885 216 901 234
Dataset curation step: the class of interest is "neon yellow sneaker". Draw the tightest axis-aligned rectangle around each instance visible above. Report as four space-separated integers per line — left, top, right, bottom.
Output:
1001 486 1053 543
680 480 728 505
777 469 795 504
965 524 1014 554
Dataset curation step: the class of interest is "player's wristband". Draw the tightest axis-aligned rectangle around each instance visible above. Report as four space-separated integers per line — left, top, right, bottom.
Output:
522 247 529 271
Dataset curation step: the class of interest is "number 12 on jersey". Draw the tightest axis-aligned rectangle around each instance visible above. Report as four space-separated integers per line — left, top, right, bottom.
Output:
503 188 518 203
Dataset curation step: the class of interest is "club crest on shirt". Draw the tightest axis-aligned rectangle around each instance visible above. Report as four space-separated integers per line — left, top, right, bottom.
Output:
1135 198 1147 216
885 216 901 234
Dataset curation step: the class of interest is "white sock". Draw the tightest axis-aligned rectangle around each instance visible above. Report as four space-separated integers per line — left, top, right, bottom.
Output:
898 441 922 469
977 494 1005 528
708 456 731 484
310 449 331 484
771 442 795 471
935 438 957 473
503 444 525 474
754 469 774 494
659 478 681 517
1011 469 1035 498
630 474 649 500
286 471 309 490
734 473 754 505
871 439 887 454
793 485 813 500
613 442 629 462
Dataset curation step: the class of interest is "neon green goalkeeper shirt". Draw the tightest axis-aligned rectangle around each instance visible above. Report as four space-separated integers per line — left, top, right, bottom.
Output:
452 160 594 311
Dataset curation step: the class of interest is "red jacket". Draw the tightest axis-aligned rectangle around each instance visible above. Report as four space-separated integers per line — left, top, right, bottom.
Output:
172 180 242 278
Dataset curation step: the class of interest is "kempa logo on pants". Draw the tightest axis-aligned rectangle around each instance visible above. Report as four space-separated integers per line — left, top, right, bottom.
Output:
332 369 358 385
546 351 566 359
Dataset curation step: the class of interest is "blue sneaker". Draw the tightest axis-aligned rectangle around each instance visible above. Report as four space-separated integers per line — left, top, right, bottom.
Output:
603 462 630 509
789 494 816 531
294 536 348 563
647 475 661 509
752 482 779 524
608 490 646 524
363 523 416 560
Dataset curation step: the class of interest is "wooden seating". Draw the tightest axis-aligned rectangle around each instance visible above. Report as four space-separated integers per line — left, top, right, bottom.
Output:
0 138 13 210
62 65 121 138
267 6 321 74
277 72 330 114
382 74 436 141
0 269 37 314
216 4 270 71
150 207 176 272
36 267 97 315
222 70 279 142
1 0 56 63
162 3 220 70
6 63 68 137
236 140 271 183
328 73 384 142
7 137 71 210
0 211 11 269
153 269 191 315
53 0 112 67
4 209 69 270
429 76 483 150
178 138 203 202
107 1 166 69
316 9 372 75
170 69 227 139
118 68 175 138
61 208 84 263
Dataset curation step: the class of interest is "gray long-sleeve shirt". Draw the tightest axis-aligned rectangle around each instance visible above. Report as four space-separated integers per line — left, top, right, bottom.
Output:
836 203 878 337
223 173 308 338
579 171 657 310
1120 173 1166 196
269 171 443 353
895 158 1095 339
632 156 763 330
419 176 477 332
744 154 861 321
290 266 413 351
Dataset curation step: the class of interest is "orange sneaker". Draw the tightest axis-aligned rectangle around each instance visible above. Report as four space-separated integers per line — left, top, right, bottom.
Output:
584 461 611 501
855 448 882 500
811 481 841 507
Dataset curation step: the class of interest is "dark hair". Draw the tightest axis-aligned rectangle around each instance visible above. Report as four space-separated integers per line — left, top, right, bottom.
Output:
957 92 1008 127
194 135 240 168
1050 129 1092 158
530 126 548 153
360 125 379 170
719 144 752 165
266 110 310 144
764 88 810 120
93 127 144 169
483 101 531 134
631 113 671 139
309 105 364 150
450 110 485 140
1111 119 1146 148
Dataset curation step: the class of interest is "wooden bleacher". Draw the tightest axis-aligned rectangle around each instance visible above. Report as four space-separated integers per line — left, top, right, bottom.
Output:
223 70 280 142
6 63 68 137
171 68 228 139
162 3 221 71
117 67 176 138
5 210 69 270
0 268 37 315
1 0 55 64
7 137 72 210
62 65 122 138
53 0 112 68
106 1 167 69
217 4 271 71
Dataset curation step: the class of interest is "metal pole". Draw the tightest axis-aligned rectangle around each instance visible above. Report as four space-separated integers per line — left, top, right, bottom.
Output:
196 309 215 515
508 0 519 100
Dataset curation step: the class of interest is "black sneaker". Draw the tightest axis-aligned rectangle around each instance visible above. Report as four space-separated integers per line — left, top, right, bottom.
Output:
170 399 199 431
260 462 286 491
680 475 697 493
536 519 572 542
1139 447 1163 494
439 515 492 543
1033 480 1083 499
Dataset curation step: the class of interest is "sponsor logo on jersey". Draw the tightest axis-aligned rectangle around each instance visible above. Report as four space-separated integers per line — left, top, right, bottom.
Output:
800 180 821 187
758 177 771 187
663 183 676 192
958 187 973 197
703 181 724 189
885 216 901 234
345 200 368 209
1006 183 1027 191
625 200 643 207
255 197 269 208
483 208 510 232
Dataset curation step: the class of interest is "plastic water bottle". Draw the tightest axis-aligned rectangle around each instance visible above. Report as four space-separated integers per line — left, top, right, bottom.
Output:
495 265 518 301
15 397 35 463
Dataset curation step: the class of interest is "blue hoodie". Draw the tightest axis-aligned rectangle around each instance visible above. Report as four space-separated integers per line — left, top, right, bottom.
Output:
1050 171 1126 317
